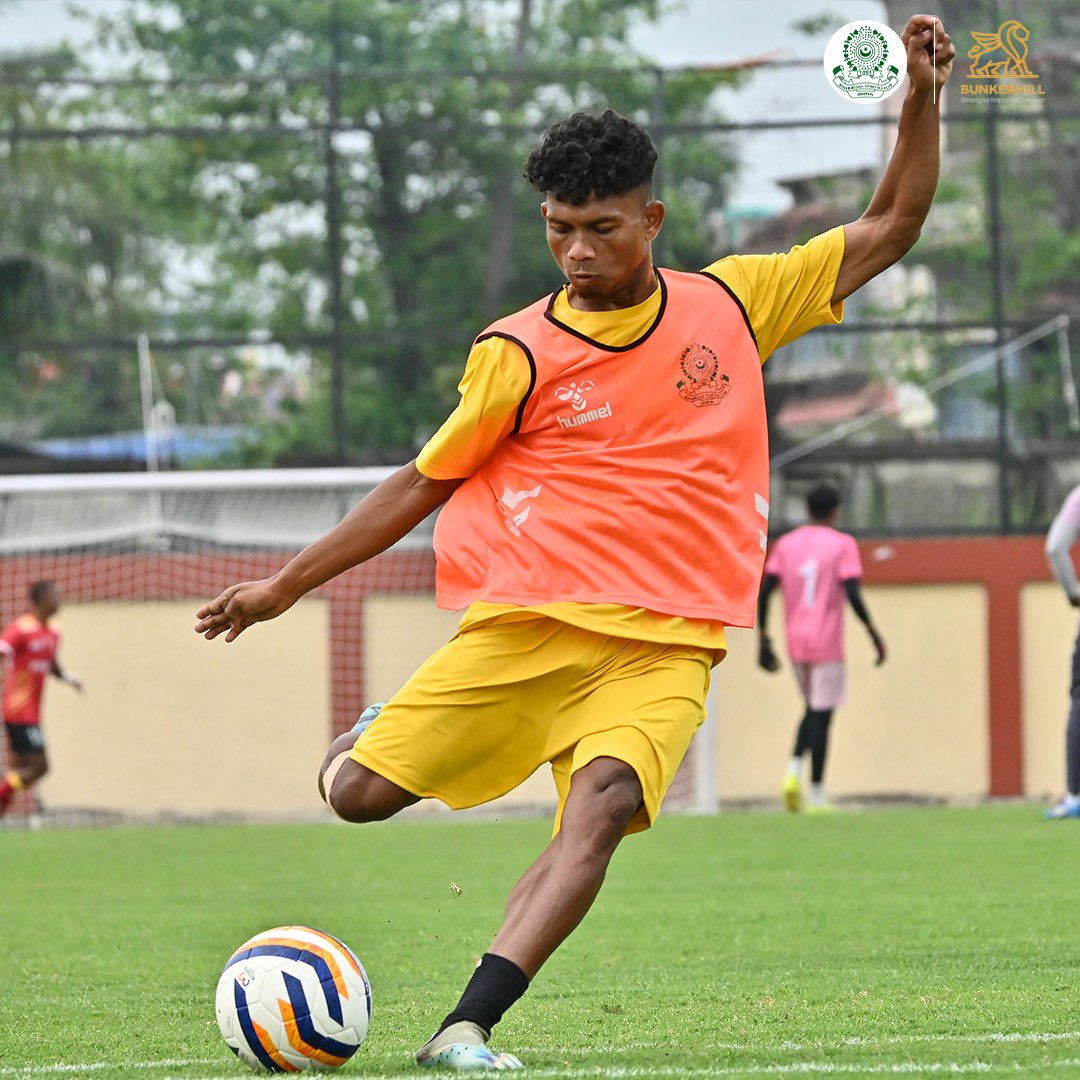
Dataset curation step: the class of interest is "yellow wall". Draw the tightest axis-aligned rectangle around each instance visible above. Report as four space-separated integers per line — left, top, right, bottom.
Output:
1021 583 1077 800
712 585 989 801
32 584 997 819
41 600 331 816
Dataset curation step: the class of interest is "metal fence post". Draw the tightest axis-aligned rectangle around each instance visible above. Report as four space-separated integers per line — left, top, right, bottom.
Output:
986 92 1011 534
324 0 348 465
650 66 667 268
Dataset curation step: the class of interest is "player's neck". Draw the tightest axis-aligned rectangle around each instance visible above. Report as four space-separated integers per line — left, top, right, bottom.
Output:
565 262 658 313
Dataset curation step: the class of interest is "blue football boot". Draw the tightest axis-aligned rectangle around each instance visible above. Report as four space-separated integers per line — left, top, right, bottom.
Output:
351 701 386 739
1045 797 1080 819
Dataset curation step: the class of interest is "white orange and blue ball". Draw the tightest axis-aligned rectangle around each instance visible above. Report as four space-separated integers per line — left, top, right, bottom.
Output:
215 925 371 1072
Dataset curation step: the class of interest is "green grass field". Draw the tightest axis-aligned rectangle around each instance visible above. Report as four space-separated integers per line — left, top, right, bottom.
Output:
3 807 1080 1079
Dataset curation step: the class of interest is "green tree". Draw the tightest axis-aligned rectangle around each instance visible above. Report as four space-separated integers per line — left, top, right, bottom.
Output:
887 0 1079 442
84 0 739 463
0 45 174 436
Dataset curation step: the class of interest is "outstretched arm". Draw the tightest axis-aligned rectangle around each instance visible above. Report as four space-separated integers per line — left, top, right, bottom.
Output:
757 573 782 672
832 14 956 305
843 578 886 666
195 463 463 642
50 657 83 693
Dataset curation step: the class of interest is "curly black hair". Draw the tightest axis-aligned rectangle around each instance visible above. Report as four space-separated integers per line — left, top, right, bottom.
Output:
523 109 657 205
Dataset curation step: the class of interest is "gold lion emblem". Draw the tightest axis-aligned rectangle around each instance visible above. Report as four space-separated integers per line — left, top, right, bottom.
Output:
967 20 1036 79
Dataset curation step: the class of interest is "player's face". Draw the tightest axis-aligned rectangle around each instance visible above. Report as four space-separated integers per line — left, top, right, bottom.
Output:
37 587 60 618
541 189 664 306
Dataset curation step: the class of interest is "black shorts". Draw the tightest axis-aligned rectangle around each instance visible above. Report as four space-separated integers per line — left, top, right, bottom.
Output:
4 722 46 756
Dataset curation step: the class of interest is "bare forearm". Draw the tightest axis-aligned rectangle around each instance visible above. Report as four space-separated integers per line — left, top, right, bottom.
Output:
276 463 462 600
832 16 956 304
1046 516 1080 600
864 89 941 239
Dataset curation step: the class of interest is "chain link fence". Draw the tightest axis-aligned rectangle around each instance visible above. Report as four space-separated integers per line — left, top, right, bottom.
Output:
1 2 1077 534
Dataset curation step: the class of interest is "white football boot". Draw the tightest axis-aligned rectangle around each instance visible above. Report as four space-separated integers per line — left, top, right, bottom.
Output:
416 1022 523 1070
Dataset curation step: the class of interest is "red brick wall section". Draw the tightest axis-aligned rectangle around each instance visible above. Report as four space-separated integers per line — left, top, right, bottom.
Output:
0 549 437 815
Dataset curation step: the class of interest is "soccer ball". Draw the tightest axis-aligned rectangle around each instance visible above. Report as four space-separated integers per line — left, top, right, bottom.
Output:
215 925 371 1072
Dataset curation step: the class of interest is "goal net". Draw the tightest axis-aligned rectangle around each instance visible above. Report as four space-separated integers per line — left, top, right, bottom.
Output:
0 469 712 825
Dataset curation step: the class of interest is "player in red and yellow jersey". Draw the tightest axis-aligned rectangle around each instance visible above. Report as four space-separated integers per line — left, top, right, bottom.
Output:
197 17 954 1070
0 581 84 816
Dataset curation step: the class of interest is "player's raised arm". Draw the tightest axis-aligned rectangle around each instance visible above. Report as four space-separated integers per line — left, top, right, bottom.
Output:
194 463 463 642
831 14 955 305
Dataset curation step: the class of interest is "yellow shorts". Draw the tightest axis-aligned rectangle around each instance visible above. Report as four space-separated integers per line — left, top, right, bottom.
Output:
350 614 711 834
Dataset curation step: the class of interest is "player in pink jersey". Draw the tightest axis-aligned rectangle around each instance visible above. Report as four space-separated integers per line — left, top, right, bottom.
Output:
1043 483 1080 819
757 485 885 812
0 581 84 816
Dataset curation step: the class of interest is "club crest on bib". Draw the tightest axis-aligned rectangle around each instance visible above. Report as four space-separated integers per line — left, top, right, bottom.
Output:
676 343 731 407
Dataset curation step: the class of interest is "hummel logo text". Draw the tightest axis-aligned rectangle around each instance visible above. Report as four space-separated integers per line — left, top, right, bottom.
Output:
556 402 613 429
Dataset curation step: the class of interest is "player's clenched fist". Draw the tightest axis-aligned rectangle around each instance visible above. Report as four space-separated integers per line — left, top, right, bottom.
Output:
903 14 955 92
194 578 296 642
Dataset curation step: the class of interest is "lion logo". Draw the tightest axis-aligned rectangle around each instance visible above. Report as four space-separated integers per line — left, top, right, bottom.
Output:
967 20 1036 79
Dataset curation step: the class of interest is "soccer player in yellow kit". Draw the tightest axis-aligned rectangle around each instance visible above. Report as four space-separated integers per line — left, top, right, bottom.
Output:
197 17 954 1070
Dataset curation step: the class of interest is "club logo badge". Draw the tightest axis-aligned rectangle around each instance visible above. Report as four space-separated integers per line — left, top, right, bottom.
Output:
824 21 907 102
676 344 731 407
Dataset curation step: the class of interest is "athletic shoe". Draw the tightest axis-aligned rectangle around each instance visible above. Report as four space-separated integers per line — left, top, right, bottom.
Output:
1044 798 1080 819
783 773 802 813
417 1022 523 1071
805 802 835 815
351 701 386 738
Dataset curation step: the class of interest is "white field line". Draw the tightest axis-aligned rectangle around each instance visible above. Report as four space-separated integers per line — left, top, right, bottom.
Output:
162 1063 1080 1080
518 1032 1080 1056
3 1034 1079 1078
845 1033 1080 1049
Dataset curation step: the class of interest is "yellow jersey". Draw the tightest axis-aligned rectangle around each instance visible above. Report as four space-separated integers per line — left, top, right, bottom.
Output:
416 227 846 656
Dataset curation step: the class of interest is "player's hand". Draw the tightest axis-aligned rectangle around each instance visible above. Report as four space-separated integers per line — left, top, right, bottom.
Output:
870 628 887 667
758 635 781 673
195 577 297 642
903 14 955 95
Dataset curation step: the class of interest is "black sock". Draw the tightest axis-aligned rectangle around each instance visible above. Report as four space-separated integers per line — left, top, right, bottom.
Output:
438 953 530 1037
809 709 833 784
793 708 814 756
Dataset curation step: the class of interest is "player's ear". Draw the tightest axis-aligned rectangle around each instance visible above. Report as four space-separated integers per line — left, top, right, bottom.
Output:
645 200 665 242
540 201 550 220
